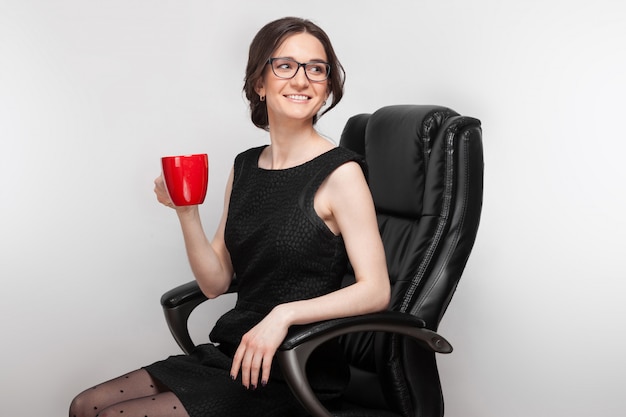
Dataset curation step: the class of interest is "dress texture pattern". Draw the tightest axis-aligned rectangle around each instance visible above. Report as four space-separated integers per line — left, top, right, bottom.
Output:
145 145 365 417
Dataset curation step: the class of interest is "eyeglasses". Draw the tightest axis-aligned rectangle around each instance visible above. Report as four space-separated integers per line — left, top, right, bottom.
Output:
267 57 330 82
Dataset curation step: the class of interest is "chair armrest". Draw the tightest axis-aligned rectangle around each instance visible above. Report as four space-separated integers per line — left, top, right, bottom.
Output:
160 278 238 355
161 280 208 309
276 311 452 417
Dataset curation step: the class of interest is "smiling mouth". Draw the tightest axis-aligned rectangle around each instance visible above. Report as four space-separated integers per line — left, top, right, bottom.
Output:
285 94 311 101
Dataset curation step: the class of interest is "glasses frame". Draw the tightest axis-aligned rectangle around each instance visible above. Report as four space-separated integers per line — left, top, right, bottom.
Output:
267 57 331 83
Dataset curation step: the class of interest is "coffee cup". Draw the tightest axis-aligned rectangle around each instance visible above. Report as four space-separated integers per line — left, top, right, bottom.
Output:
161 153 208 206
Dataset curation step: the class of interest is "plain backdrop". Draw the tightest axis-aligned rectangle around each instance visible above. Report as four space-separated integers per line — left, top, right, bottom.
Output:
1 1 625 416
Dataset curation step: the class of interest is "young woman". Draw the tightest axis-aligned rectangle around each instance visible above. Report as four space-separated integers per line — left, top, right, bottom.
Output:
69 16 390 417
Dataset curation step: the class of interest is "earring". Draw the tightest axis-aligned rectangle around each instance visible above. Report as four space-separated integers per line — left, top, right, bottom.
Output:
260 95 265 102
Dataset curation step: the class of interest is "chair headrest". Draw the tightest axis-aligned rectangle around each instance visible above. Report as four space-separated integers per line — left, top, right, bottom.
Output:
362 105 459 218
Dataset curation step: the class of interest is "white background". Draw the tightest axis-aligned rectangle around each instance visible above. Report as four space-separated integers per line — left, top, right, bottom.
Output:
1 1 625 416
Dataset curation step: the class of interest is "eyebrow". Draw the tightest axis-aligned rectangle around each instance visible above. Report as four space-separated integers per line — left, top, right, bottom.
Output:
274 56 329 63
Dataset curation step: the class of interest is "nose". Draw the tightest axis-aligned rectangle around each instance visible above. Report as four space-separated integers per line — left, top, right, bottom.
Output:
291 64 310 86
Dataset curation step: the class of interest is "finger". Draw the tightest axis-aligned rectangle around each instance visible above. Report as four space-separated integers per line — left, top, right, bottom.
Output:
249 353 264 389
260 354 272 387
240 350 254 388
230 346 244 382
153 177 172 205
154 176 164 192
157 196 175 208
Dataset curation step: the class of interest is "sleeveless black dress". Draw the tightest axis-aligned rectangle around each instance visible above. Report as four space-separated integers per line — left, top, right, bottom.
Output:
145 145 366 417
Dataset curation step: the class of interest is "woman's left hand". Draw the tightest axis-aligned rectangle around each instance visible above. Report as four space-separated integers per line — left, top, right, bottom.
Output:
230 306 291 389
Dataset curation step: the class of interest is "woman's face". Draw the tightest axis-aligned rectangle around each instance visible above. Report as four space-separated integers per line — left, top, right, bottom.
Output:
257 32 329 128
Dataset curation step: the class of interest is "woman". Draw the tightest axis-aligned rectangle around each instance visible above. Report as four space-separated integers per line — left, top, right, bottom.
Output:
69 16 390 417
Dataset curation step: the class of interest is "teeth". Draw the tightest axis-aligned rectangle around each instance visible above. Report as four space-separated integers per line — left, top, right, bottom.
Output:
286 95 309 100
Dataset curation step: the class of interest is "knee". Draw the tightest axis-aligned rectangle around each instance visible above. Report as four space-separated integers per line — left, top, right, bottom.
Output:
69 390 102 417
68 393 89 417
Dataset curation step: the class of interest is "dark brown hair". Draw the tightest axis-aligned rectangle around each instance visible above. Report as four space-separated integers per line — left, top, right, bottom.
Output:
243 17 346 130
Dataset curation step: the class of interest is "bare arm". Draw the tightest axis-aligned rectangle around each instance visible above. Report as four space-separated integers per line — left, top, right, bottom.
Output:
277 160 390 321
154 168 235 298
231 161 390 388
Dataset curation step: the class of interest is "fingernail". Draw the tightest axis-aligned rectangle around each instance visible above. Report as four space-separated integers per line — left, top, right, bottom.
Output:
261 380 268 387
252 384 257 390
230 374 236 381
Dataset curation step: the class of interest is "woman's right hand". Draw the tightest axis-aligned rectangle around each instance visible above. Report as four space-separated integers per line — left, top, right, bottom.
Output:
154 175 199 214
153 174 176 208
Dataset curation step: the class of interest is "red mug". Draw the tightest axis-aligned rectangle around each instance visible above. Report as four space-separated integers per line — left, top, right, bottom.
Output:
161 154 209 206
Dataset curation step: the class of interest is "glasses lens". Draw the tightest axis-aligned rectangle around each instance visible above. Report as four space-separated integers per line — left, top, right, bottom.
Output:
270 58 329 81
305 62 329 81
271 58 297 78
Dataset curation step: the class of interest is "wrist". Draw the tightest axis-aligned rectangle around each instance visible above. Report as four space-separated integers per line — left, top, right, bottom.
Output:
175 204 199 218
272 303 297 328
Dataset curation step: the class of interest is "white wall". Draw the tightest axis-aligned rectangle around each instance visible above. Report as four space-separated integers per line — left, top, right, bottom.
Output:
1 1 625 416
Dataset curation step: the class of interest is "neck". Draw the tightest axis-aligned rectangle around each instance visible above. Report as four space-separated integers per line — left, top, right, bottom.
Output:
262 123 332 170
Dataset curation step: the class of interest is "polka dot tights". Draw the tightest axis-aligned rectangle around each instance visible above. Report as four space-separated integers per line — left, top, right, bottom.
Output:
69 369 189 417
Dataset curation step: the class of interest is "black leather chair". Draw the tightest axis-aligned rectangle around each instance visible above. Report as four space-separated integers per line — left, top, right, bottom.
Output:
160 105 483 417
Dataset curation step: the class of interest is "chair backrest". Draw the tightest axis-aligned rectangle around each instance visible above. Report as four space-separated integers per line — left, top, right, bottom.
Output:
339 105 483 417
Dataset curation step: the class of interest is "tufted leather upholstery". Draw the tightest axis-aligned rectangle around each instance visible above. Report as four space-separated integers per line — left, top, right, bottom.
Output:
331 105 483 417
160 105 483 417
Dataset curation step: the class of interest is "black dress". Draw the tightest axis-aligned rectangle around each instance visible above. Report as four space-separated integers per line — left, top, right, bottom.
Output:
145 145 366 417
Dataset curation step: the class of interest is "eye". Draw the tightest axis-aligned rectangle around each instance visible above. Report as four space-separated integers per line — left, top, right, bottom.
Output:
274 59 294 70
306 63 328 76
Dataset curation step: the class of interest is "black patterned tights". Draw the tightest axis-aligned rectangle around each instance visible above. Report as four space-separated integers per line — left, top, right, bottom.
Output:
69 369 189 417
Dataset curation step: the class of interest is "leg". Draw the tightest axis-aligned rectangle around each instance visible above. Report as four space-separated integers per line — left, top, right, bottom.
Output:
93 392 188 417
69 369 187 417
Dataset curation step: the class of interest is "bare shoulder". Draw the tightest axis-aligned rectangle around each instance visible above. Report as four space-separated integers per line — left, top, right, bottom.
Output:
321 159 371 215
325 159 367 192
315 159 370 234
